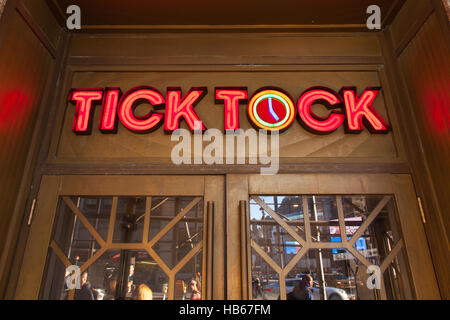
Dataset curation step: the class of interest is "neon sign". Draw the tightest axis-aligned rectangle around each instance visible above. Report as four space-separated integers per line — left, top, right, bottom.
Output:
247 88 296 132
68 86 391 135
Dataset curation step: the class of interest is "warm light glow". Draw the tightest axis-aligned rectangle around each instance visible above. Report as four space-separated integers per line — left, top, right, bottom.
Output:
69 89 103 134
341 87 390 133
248 89 296 131
99 88 121 133
215 88 248 131
164 87 207 132
297 88 345 134
118 87 165 133
68 85 391 136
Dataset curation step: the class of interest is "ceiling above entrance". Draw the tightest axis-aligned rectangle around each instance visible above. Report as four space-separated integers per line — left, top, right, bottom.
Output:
48 0 406 31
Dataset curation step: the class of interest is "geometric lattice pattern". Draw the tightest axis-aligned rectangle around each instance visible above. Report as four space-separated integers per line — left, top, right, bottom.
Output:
50 196 203 300
250 195 404 300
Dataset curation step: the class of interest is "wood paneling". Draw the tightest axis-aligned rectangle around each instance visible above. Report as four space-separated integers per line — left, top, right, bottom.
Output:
398 11 450 287
382 0 450 298
0 9 52 261
68 33 382 64
52 0 405 30
19 0 62 52
389 0 434 53
0 0 64 297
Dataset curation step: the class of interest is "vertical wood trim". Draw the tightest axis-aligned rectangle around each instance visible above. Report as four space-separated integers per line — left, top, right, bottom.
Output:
245 200 252 300
107 197 118 244
392 175 440 299
336 196 348 244
15 176 61 299
239 200 248 299
226 174 248 300
279 273 287 301
142 197 151 244
206 202 214 300
302 196 311 243
204 175 225 299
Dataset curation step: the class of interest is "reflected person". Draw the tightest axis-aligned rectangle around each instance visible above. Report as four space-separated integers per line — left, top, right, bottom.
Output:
74 272 95 300
287 274 313 300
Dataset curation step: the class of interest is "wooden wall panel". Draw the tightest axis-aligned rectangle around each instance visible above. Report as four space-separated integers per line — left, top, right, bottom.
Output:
0 0 60 296
383 0 450 298
389 0 434 51
398 13 450 245
0 10 52 245
20 0 61 50
68 33 382 65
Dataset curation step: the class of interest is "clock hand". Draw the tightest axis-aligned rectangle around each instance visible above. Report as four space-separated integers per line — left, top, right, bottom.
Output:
268 97 280 121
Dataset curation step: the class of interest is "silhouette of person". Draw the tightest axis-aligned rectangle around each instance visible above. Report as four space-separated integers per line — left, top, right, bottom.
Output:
74 272 95 300
287 274 313 300
252 277 264 299
189 280 201 300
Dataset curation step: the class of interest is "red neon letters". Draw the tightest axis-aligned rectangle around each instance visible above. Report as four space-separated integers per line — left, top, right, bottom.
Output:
165 88 207 132
215 88 248 131
99 88 121 133
341 87 390 133
118 87 165 133
69 89 103 134
297 87 345 134
69 86 391 135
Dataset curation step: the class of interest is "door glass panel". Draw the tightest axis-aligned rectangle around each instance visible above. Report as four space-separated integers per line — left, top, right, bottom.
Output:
113 197 146 243
175 249 203 300
40 195 204 300
249 194 412 300
251 248 279 300
249 196 305 268
308 196 339 243
151 197 204 269
76 197 111 241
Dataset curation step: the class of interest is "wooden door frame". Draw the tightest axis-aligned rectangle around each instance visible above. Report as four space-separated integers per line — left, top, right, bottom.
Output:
226 173 440 300
14 175 225 300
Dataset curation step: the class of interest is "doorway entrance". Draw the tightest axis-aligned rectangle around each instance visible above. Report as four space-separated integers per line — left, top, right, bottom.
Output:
227 174 439 300
15 174 439 300
15 175 225 300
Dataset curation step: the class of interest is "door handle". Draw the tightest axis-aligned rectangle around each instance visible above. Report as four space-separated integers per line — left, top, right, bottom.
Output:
239 200 252 299
206 201 214 300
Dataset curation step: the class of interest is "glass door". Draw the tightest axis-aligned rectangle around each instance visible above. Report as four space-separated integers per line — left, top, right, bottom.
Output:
15 175 225 300
226 174 440 300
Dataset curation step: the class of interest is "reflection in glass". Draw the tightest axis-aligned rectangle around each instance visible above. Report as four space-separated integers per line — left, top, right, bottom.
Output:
249 196 305 269
249 194 412 300
175 250 203 300
152 197 204 269
251 249 279 300
40 196 204 300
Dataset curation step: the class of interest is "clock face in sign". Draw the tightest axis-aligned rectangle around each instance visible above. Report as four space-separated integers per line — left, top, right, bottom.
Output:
248 89 296 131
